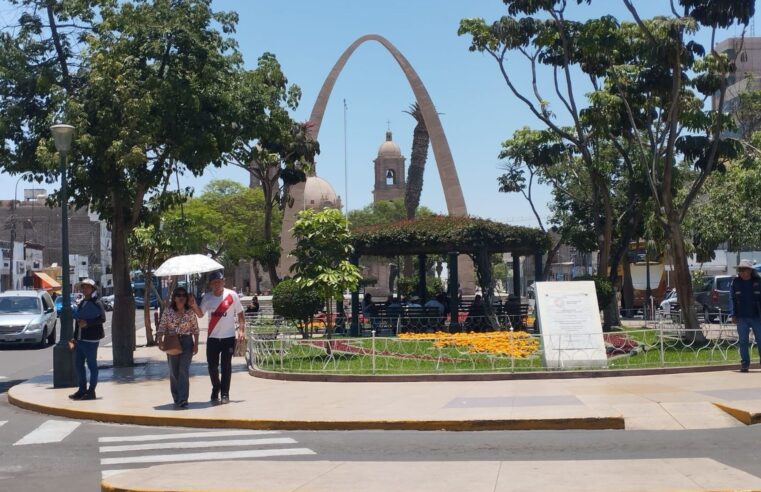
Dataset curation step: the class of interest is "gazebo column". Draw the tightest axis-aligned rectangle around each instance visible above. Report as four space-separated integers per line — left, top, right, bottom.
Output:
448 251 460 332
417 254 427 302
512 254 521 298
350 253 360 337
534 250 544 282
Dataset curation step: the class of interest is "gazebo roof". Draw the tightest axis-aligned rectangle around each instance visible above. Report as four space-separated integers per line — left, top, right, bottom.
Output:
351 215 550 257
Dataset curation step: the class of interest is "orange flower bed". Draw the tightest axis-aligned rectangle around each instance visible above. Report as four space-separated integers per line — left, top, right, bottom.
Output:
398 331 539 358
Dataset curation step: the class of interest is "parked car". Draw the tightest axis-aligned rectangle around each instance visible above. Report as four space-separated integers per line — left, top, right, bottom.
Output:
54 293 79 317
694 275 733 322
659 289 679 313
134 294 159 309
0 290 58 347
102 294 114 311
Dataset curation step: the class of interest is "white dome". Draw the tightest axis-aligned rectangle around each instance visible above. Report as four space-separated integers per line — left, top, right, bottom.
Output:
377 130 402 158
303 176 339 210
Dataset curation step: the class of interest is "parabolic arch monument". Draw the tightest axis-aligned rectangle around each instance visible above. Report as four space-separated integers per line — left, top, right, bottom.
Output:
278 34 475 292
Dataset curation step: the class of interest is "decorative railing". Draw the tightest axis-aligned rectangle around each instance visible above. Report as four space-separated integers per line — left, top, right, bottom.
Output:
244 313 749 375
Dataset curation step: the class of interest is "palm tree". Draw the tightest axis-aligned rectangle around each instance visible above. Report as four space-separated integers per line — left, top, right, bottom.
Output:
403 103 429 221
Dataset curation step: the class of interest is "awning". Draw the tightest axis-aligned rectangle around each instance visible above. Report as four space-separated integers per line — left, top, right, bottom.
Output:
34 271 61 290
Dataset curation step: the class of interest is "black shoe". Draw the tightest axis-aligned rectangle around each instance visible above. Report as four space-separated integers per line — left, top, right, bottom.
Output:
80 389 96 400
68 390 86 400
179 400 188 408
221 394 230 404
741 366 750 373
210 390 219 402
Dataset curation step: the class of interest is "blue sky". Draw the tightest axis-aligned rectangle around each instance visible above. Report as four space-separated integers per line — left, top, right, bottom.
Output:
1 0 758 226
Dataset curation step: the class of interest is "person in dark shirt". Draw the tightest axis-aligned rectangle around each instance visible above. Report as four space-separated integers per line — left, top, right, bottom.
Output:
729 259 761 372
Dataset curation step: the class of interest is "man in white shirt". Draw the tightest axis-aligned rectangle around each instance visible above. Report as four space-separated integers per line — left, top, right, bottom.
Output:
190 270 244 404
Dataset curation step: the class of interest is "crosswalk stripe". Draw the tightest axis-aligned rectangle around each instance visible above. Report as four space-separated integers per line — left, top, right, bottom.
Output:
0 420 7 428
98 429 278 443
101 447 316 466
14 420 80 446
100 437 297 453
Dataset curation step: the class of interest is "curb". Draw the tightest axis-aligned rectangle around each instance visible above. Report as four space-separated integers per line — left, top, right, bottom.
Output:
7 387 624 432
249 363 741 383
713 402 761 425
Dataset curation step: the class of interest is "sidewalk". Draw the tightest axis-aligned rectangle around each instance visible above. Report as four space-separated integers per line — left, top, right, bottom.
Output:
8 319 761 491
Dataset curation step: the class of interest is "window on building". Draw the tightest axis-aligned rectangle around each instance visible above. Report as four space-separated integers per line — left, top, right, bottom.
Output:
385 169 395 185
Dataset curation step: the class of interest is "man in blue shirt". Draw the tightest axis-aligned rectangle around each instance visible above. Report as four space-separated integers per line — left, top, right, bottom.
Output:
729 259 761 372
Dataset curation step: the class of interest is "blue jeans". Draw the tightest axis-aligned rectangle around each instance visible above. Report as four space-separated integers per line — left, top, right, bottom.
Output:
736 317 761 368
75 340 99 392
167 335 194 403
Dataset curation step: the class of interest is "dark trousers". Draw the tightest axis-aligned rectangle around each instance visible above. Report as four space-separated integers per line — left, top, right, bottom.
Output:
206 336 235 396
75 340 99 392
167 335 194 403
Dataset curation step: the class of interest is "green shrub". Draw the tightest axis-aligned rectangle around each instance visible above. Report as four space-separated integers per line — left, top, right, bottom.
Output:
272 279 322 328
396 275 444 298
573 275 615 310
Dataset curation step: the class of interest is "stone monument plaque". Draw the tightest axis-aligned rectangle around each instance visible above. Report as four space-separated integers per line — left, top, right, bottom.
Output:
535 281 607 369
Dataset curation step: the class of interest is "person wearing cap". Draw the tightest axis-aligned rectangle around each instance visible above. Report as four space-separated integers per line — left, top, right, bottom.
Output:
190 270 244 404
729 259 761 372
69 278 106 400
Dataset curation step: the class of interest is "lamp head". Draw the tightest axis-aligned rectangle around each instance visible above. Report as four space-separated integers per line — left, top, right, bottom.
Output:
50 124 75 153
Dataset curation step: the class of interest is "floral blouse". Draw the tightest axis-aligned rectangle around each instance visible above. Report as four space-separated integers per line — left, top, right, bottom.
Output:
157 308 199 336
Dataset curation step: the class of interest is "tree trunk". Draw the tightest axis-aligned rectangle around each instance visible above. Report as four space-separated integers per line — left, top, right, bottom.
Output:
622 258 634 316
404 103 429 221
262 191 280 287
111 211 136 367
542 238 562 280
143 272 155 346
668 221 707 344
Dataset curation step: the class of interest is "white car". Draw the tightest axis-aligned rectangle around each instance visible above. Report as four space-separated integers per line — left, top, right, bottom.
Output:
659 290 678 313
0 290 58 347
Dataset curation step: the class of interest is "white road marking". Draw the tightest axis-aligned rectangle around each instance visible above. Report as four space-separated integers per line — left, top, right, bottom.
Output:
14 420 80 446
100 437 297 453
98 429 279 443
0 420 7 428
101 447 316 466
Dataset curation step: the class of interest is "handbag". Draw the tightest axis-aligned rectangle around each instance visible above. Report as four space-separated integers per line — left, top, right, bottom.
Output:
160 332 183 356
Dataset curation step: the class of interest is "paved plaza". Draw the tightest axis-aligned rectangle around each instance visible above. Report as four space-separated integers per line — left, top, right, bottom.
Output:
6 317 761 490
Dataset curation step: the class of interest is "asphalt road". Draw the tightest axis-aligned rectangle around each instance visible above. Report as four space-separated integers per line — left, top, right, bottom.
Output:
2 313 761 491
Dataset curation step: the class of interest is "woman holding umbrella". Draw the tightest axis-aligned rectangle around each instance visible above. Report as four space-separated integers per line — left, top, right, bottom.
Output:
157 286 199 408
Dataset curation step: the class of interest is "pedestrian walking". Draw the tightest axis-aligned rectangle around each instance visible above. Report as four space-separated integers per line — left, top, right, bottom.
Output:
157 287 199 408
68 278 106 401
191 270 244 404
729 259 761 372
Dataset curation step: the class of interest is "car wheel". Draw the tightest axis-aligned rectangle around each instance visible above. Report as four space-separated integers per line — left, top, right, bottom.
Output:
38 327 48 348
703 306 715 323
47 322 56 345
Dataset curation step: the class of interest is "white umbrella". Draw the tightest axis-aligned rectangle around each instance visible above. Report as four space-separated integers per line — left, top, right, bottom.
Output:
154 254 223 277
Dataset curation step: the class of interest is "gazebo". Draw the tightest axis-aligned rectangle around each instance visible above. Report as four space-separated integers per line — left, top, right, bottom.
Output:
348 215 551 335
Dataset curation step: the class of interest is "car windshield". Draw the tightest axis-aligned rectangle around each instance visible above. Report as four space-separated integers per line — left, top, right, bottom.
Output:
717 277 733 290
0 297 41 314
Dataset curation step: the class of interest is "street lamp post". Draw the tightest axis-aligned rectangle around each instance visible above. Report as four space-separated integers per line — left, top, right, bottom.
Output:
51 123 77 388
645 240 652 321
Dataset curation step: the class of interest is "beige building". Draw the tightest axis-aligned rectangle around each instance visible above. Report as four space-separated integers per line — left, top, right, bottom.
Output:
713 37 761 115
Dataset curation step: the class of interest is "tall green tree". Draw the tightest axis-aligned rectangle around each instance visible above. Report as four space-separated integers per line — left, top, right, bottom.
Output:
347 199 433 229
163 180 268 271
223 55 319 288
460 0 750 335
290 208 361 339
403 102 430 221
128 224 174 346
0 1 300 365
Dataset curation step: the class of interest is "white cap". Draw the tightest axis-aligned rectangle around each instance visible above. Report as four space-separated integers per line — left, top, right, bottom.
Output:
736 259 755 269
